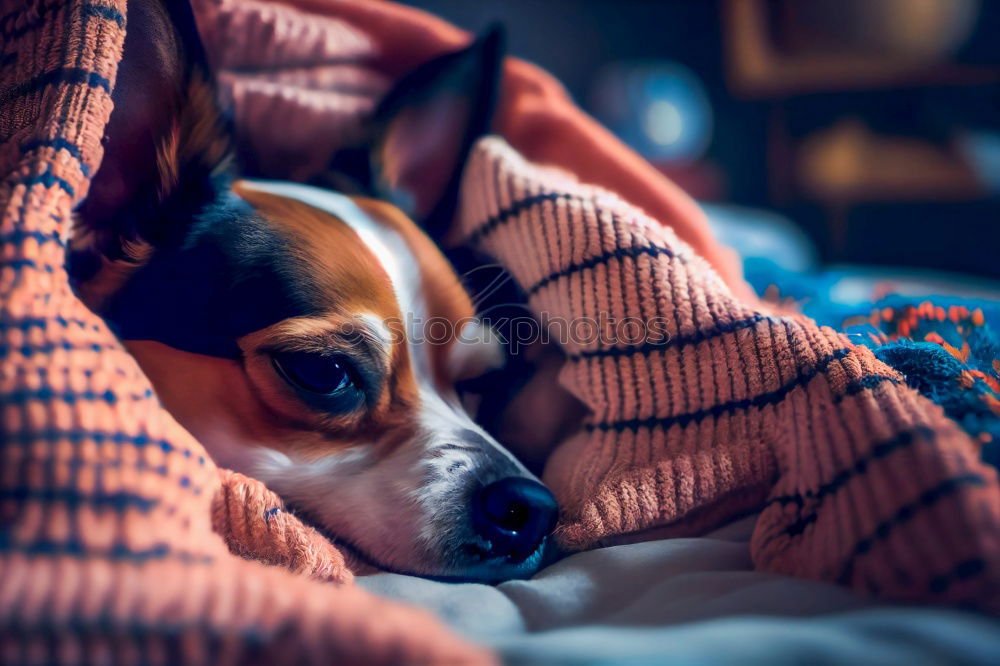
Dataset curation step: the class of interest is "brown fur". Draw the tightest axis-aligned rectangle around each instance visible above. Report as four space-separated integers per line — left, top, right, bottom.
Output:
223 185 428 457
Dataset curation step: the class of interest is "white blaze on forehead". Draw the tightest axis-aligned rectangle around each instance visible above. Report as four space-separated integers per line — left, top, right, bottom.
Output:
240 180 432 373
239 181 510 395
240 180 405 294
354 312 392 346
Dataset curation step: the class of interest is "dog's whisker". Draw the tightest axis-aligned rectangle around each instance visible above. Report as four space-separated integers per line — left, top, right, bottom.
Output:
457 262 506 281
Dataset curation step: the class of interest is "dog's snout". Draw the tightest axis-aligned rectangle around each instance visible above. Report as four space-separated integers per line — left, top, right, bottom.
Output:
471 478 558 562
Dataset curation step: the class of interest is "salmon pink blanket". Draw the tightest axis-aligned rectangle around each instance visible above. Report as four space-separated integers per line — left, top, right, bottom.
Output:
2 0 999 662
194 0 1000 609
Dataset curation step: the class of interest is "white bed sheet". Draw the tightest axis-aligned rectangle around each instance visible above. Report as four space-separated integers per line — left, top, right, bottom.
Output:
358 517 1000 664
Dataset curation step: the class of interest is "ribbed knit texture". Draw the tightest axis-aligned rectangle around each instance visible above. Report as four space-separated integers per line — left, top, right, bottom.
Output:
0 1 492 663
457 139 1000 612
3 6 999 664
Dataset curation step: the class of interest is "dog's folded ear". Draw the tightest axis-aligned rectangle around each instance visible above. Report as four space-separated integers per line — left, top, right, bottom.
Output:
74 0 232 264
341 26 505 238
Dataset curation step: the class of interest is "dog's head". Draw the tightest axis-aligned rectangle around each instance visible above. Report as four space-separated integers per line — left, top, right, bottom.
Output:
72 0 556 581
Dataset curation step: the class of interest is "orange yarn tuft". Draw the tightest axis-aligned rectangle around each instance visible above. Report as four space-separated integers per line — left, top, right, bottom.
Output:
212 470 354 584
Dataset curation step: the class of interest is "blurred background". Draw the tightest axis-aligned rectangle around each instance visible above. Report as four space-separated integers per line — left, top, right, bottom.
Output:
405 0 1000 285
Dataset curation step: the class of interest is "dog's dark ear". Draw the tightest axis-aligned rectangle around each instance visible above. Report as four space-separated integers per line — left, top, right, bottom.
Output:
369 25 504 237
74 0 232 262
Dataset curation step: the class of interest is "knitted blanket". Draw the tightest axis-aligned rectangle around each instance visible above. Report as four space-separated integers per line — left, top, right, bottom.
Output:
203 0 1000 610
462 141 1000 604
2 1 999 662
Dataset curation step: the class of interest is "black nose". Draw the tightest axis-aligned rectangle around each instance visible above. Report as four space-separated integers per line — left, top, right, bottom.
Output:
471 478 558 562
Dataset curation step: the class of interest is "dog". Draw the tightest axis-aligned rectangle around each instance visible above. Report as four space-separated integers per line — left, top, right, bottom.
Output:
70 0 558 582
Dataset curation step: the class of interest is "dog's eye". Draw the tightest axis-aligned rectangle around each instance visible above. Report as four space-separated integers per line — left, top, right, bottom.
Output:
272 350 356 395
